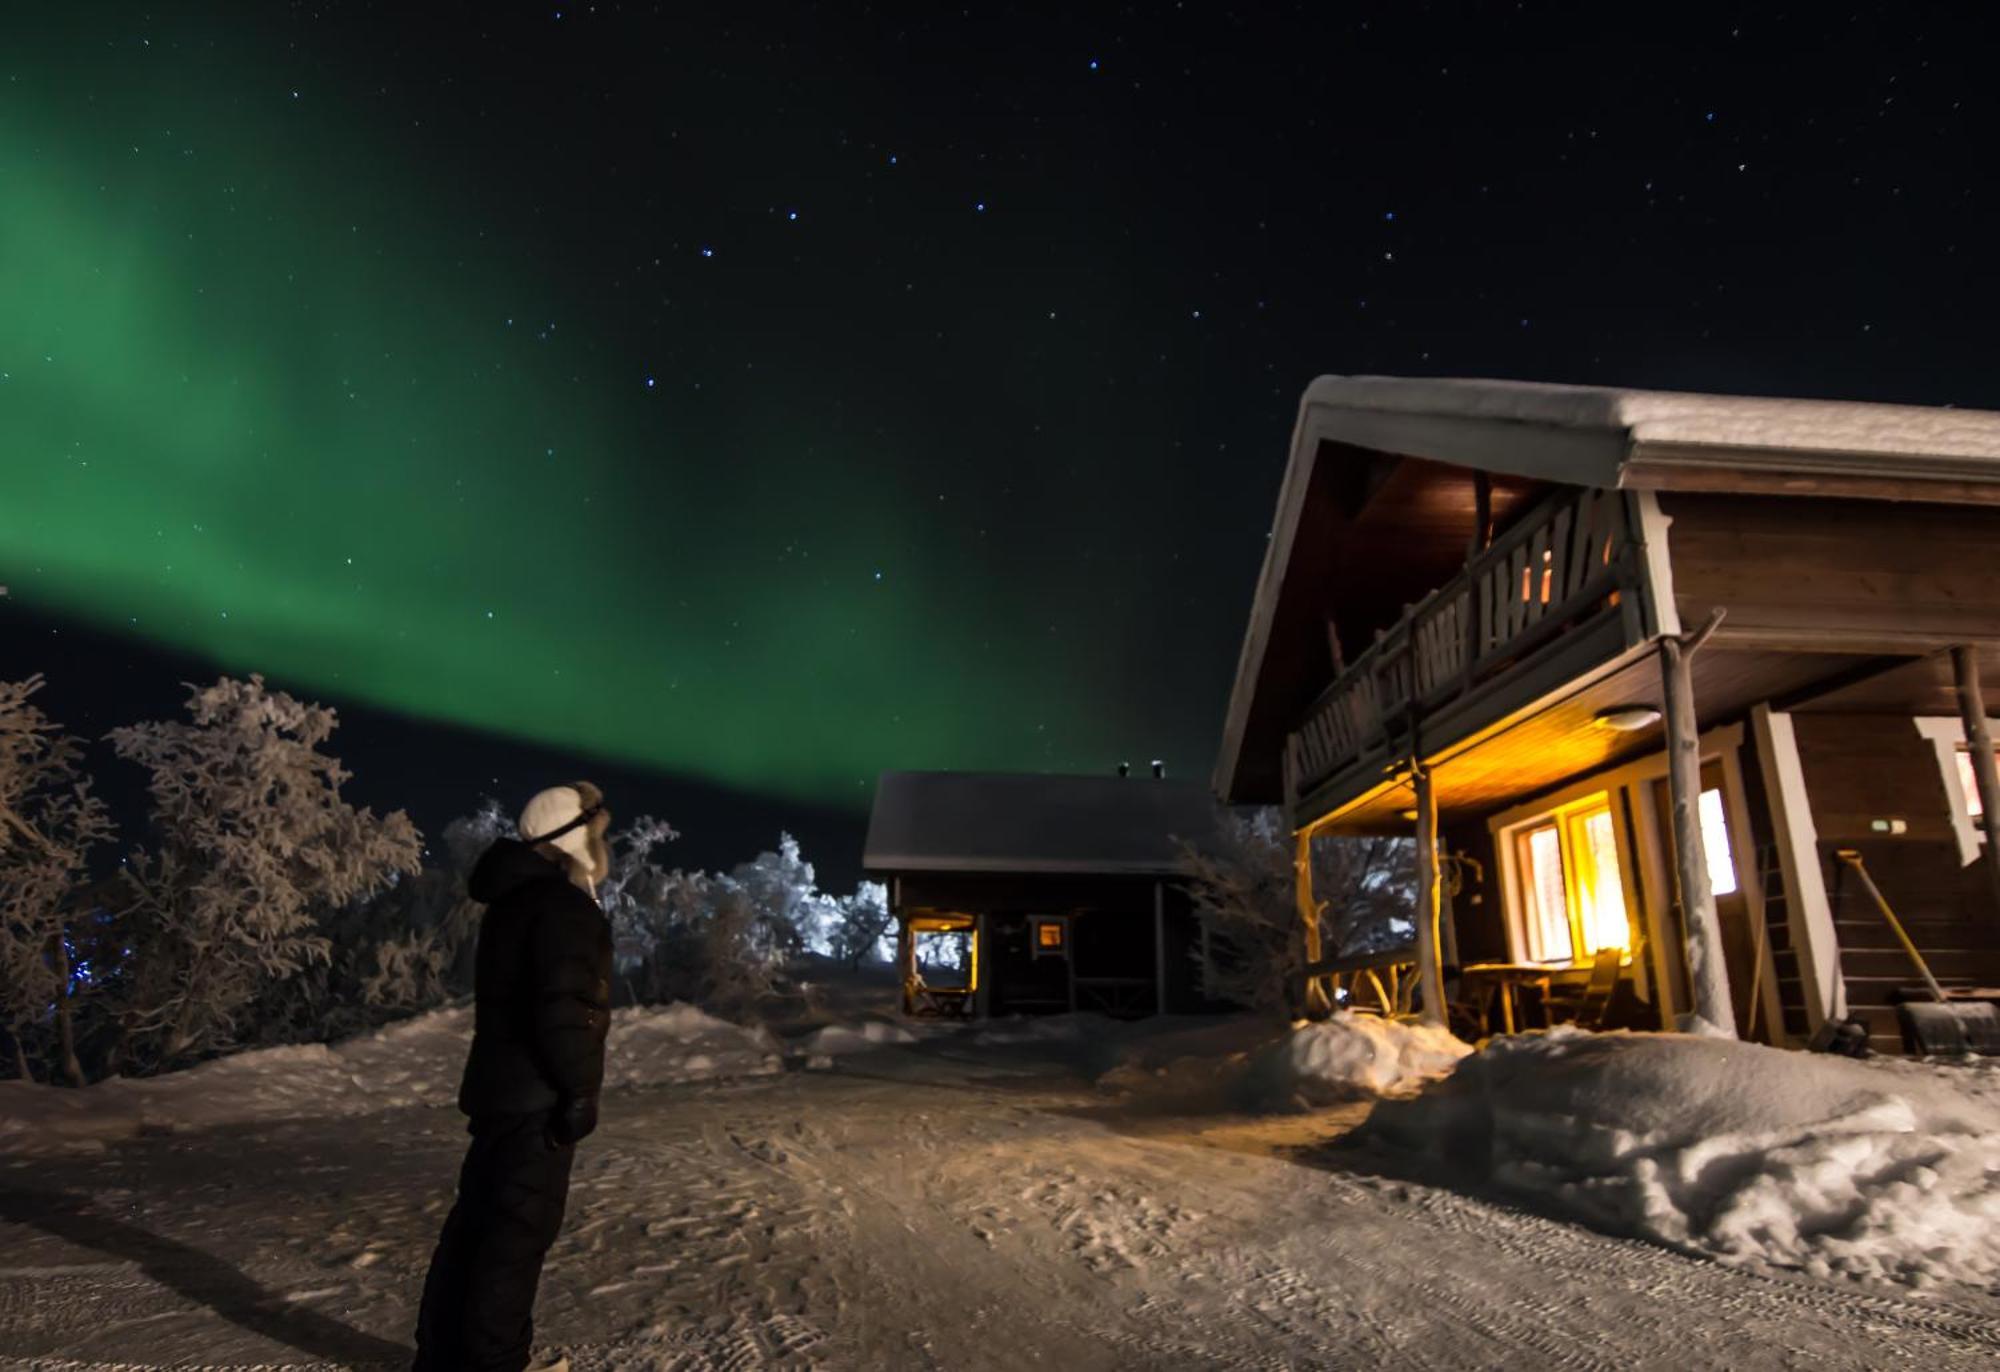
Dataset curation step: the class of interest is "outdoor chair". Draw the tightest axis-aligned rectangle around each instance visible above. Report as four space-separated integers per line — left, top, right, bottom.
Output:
1543 948 1621 1030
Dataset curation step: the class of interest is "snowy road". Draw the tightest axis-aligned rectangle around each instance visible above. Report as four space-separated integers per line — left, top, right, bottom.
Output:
3 1037 1999 1370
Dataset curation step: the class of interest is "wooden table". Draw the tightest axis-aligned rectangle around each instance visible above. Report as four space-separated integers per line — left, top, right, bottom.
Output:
1458 962 1560 1035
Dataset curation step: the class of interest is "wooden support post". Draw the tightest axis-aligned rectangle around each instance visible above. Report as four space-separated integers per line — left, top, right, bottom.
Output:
1153 881 1168 1016
1296 826 1332 1018
1951 646 2000 918
1413 761 1447 1028
1661 610 1736 1037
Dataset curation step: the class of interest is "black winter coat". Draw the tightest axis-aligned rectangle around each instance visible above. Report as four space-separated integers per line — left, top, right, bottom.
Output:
457 840 614 1117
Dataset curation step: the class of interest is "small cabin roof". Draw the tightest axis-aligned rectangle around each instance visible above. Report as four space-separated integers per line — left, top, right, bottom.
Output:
863 770 1218 877
1215 376 2000 803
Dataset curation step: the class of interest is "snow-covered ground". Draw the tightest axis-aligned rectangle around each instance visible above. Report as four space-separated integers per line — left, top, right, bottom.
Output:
0 1003 783 1153
2 1012 1998 1369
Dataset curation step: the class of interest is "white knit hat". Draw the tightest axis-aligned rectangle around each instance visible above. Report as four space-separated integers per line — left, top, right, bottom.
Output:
519 780 608 886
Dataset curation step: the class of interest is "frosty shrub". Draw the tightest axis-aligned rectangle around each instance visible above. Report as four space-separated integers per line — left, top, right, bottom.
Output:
251 798 507 1045
730 833 838 957
106 676 422 1068
602 828 834 1019
827 880 893 969
1176 808 1413 1016
0 676 116 1085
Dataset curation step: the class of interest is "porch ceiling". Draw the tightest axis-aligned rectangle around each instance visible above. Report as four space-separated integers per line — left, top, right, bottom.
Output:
1319 645 1860 833
1787 645 2000 716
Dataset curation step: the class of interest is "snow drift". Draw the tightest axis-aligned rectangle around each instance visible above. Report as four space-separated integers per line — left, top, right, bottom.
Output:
0 1002 781 1154
797 1018 920 1056
1082 1011 1471 1111
1244 1013 1472 1107
1366 1028 2000 1289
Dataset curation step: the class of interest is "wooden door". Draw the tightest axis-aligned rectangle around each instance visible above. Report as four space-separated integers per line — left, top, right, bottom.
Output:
1652 764 1768 1042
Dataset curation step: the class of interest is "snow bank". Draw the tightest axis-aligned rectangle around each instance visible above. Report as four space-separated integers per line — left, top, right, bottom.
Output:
1366 1029 2000 1290
796 1018 919 1056
602 1003 784 1087
1243 1013 1471 1107
1079 1012 1470 1111
0 1002 781 1155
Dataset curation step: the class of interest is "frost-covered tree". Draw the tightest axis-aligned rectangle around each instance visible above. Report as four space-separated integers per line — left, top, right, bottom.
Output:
254 797 510 1044
0 677 115 1084
827 880 893 968
593 813 685 1003
1177 808 1413 1015
106 676 422 1067
728 833 836 958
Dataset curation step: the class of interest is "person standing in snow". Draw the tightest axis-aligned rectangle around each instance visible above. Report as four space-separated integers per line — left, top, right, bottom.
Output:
414 782 615 1372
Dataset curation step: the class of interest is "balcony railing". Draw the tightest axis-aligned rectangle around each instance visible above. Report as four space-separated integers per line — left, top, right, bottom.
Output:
1285 486 1642 807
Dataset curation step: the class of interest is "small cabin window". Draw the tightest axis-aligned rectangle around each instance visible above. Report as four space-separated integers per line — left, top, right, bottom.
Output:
1030 917 1067 957
1509 794 1632 966
1956 748 1989 819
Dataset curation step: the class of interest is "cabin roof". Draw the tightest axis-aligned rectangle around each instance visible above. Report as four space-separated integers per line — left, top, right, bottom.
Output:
1295 376 2000 486
863 770 1218 877
1215 376 2000 804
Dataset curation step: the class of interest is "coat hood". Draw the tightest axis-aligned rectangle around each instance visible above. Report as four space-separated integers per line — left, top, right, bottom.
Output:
467 838 568 904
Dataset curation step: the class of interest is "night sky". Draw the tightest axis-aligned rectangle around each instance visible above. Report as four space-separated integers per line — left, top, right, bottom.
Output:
4 4 1995 886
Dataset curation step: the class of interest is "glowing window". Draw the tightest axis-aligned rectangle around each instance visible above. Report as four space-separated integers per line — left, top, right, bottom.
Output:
1513 795 1632 966
1518 823 1573 963
1037 921 1064 950
1572 805 1631 956
1954 747 1998 819
1698 787 1738 896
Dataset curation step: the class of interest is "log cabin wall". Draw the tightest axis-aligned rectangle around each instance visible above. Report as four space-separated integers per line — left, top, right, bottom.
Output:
1789 712 2000 1053
1658 493 2000 650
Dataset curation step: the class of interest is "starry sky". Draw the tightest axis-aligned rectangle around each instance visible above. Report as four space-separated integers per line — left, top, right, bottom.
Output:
3 3 1996 884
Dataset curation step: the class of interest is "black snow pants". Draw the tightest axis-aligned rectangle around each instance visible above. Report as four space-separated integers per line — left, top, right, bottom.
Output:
413 1110 575 1372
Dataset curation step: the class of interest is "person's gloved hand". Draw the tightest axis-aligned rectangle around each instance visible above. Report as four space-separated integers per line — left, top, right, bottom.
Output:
546 1094 599 1148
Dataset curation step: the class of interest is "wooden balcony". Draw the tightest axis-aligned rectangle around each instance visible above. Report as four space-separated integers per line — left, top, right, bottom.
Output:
1284 486 1652 819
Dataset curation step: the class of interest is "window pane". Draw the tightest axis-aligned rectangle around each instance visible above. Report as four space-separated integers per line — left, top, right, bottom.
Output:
1573 806 1632 955
1698 788 1738 896
1520 824 1573 963
1956 748 1991 819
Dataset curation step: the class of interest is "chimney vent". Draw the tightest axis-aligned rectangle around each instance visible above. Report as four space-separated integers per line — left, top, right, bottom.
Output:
1117 762 1130 778
1151 760 1165 779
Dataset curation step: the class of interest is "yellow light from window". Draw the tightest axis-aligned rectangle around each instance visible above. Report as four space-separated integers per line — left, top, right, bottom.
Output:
1037 921 1064 950
1570 804 1631 955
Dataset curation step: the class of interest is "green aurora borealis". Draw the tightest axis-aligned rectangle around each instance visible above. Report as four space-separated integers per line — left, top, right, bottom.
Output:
1 17 1229 809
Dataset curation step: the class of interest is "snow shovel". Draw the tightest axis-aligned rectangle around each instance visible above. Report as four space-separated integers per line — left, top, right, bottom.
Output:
1834 849 2000 1056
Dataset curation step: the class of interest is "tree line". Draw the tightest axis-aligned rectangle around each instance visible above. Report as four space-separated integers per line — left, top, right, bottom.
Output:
0 673 892 1086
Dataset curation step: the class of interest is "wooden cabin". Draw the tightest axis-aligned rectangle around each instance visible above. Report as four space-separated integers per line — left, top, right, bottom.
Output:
1215 377 2000 1054
863 770 1227 1019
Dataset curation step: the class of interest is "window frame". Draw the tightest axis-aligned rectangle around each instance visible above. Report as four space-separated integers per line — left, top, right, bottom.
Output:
1504 792 1635 968
1914 716 1998 866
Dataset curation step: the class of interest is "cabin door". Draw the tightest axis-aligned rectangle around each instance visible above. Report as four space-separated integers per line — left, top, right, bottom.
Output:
1650 763 1768 1042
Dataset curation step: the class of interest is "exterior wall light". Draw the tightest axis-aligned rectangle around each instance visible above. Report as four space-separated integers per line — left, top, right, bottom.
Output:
1594 706 1663 732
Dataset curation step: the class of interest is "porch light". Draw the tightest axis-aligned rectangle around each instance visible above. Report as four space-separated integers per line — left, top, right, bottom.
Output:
1593 705 1662 732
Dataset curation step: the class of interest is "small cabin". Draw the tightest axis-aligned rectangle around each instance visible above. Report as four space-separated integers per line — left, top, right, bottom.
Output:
1216 377 2000 1054
863 770 1226 1019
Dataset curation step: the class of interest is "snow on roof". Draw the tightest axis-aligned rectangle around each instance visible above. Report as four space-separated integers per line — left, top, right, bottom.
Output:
863 770 1220 876
1302 375 2000 488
